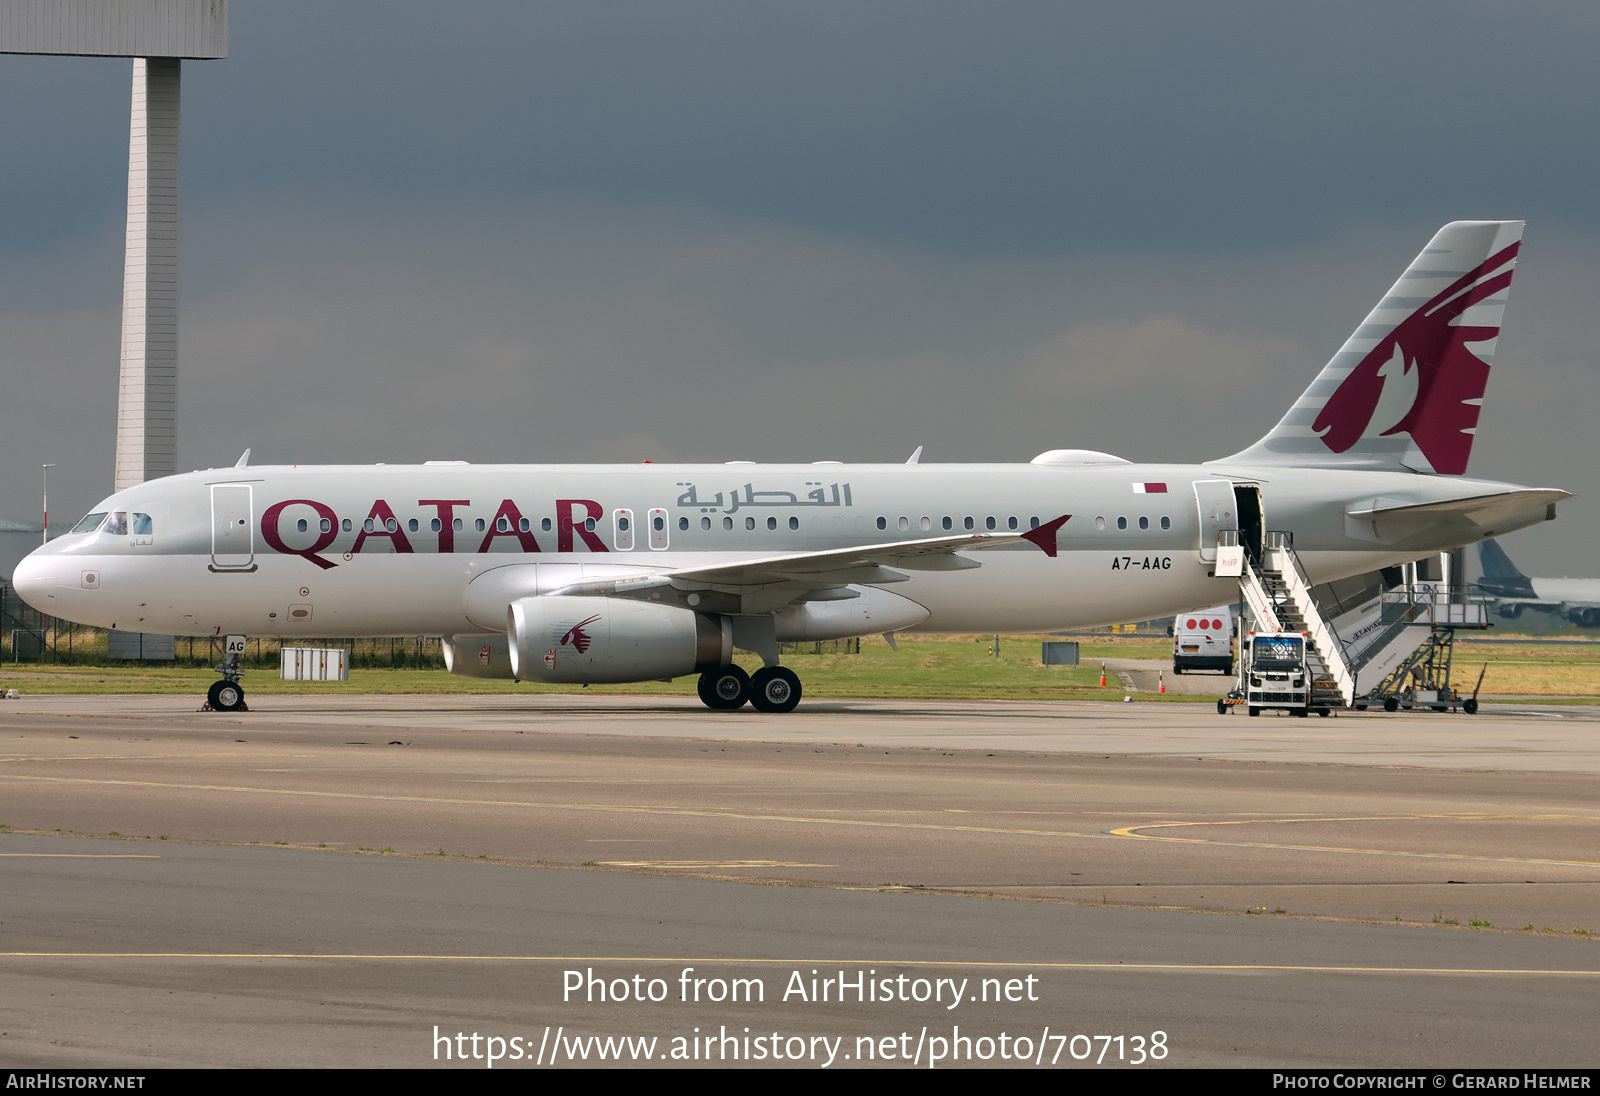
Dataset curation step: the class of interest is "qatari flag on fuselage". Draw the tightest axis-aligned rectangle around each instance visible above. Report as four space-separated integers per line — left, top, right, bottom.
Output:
1133 482 1167 494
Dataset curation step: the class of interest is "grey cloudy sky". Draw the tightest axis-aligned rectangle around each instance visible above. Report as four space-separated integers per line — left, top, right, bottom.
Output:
1 1 1596 574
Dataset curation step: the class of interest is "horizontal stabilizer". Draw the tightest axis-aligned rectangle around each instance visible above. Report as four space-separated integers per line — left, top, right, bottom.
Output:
1346 488 1569 528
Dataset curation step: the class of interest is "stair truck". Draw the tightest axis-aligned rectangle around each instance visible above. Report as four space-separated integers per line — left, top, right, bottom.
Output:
1239 629 1311 717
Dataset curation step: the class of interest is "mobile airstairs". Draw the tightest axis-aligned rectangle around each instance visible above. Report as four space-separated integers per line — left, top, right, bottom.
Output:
1218 531 1490 716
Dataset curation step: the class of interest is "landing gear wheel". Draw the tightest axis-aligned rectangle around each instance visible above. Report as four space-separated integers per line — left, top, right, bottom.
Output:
749 666 802 713
208 679 246 712
1383 696 1399 713
697 665 751 711
1463 698 1479 715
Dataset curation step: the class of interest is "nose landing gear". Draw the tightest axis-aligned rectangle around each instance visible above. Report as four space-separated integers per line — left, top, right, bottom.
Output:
203 635 249 712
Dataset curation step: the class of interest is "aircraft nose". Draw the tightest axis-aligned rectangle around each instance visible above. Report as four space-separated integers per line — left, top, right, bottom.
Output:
11 551 58 612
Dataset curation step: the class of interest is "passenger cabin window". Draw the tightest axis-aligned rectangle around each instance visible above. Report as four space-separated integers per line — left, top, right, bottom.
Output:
614 508 635 551
650 508 670 550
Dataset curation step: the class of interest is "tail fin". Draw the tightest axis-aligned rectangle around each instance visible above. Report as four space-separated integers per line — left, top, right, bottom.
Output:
1476 539 1536 597
1223 221 1524 474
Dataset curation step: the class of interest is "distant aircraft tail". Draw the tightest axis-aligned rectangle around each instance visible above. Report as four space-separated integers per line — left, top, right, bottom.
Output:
1223 221 1524 475
1476 539 1536 597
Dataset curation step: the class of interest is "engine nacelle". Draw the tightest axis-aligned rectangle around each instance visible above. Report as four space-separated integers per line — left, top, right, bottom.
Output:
442 634 515 680
508 595 731 684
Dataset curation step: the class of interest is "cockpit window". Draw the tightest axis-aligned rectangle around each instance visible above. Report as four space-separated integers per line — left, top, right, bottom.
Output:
103 512 128 536
132 512 153 535
71 512 108 534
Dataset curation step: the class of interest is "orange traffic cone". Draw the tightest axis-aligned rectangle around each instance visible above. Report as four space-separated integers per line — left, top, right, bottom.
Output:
1158 671 1166 694
1099 662 1107 687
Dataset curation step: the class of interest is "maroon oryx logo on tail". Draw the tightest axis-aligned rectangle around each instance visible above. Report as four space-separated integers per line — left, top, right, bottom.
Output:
561 615 601 654
1312 240 1519 474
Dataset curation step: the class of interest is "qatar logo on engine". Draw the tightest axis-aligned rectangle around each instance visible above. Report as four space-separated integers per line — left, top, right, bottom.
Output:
560 615 601 654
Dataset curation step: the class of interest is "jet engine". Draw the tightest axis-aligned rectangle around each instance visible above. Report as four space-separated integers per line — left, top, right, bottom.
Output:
442 634 516 680
507 595 732 684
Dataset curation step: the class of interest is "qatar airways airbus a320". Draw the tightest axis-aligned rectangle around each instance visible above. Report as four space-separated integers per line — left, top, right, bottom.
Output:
14 221 1565 712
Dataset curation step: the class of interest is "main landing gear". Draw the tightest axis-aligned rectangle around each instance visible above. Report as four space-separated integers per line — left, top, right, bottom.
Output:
203 636 249 712
695 664 802 713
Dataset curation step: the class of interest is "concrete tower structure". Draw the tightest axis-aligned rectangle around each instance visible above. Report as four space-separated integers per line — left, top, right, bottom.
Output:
1 0 228 490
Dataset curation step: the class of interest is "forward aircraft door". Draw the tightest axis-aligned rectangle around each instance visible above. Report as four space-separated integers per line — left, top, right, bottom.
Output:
210 483 256 571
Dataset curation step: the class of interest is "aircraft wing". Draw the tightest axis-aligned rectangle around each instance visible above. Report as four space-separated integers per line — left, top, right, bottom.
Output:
553 516 1069 613
1347 489 1570 529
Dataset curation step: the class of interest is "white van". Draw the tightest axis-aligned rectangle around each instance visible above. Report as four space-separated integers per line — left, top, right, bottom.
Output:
1172 607 1235 674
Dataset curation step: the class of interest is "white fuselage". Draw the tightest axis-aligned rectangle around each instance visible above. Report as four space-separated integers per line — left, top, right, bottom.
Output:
12 459 1559 644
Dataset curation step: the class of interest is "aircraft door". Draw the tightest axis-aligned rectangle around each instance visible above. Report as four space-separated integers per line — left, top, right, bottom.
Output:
210 484 256 571
1233 483 1264 564
1192 479 1236 563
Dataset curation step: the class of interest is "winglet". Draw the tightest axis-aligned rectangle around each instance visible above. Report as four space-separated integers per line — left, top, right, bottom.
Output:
1021 515 1070 557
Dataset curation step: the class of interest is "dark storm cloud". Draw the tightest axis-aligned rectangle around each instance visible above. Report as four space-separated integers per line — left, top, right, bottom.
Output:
7 2 1600 254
